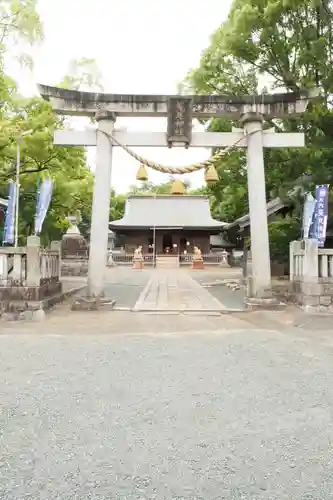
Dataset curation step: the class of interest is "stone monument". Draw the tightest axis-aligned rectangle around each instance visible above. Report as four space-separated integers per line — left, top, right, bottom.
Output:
61 215 89 277
133 245 144 269
192 246 204 269
62 215 88 259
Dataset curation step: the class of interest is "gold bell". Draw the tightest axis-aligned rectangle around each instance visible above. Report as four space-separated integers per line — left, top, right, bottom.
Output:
171 179 185 195
136 163 148 181
204 165 219 185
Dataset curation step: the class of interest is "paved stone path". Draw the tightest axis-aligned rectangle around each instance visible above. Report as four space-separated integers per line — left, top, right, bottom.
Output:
133 270 232 311
63 267 245 312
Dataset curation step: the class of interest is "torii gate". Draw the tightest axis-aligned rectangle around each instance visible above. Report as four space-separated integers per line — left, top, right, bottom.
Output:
38 85 316 305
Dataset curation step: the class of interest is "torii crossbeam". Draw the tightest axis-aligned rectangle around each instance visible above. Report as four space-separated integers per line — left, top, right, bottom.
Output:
38 85 317 304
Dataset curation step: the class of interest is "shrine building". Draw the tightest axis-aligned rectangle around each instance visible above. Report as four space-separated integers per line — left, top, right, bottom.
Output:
109 194 226 255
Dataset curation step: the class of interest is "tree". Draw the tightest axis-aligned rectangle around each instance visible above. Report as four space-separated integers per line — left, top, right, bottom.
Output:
184 0 333 261
0 63 96 244
128 178 192 195
224 0 331 93
0 94 93 243
268 217 301 265
59 58 104 91
0 7 124 245
109 189 126 221
0 0 43 67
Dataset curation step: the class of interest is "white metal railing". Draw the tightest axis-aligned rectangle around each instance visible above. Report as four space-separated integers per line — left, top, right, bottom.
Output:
112 252 225 265
113 253 154 264
180 253 223 264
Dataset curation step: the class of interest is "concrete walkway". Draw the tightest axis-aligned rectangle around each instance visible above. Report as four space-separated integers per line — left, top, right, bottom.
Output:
133 270 230 312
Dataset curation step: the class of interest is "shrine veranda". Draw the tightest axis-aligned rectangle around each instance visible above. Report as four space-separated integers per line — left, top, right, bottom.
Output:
39 85 316 303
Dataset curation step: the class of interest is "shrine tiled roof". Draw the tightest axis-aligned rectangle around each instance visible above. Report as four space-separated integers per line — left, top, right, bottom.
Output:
109 195 226 230
224 174 313 230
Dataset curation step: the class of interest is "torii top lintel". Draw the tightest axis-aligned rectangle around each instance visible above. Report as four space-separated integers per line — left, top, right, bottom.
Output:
38 84 318 119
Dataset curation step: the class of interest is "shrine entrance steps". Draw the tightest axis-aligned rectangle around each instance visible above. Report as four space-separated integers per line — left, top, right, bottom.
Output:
155 255 180 269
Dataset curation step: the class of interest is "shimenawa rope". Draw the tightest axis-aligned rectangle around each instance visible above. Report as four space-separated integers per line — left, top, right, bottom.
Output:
100 128 260 175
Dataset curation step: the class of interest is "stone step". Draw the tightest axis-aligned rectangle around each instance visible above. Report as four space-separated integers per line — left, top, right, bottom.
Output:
156 264 180 269
156 263 180 268
155 256 180 269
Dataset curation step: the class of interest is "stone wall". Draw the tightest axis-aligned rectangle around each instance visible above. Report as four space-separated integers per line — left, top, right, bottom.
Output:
0 281 62 304
288 239 333 313
61 259 88 277
291 281 333 313
0 236 63 319
270 277 333 313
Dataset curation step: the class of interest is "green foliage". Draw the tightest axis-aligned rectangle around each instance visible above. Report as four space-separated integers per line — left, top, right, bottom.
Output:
184 0 333 255
0 24 100 244
109 189 126 221
59 58 104 92
0 0 43 67
268 218 301 264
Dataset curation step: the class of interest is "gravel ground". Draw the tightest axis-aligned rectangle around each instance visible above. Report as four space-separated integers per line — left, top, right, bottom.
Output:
1 325 333 499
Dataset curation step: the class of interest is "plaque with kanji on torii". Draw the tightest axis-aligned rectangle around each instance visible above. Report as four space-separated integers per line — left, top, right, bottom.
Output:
167 97 192 148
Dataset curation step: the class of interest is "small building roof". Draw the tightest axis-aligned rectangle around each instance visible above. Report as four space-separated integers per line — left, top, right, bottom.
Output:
225 174 313 230
225 196 285 230
109 195 226 231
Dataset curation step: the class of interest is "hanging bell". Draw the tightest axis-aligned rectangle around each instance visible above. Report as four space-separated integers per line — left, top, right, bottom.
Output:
204 165 219 185
171 179 185 195
136 163 148 181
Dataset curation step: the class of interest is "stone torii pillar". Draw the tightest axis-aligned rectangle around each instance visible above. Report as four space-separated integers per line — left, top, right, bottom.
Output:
88 111 115 298
241 113 272 299
37 85 316 305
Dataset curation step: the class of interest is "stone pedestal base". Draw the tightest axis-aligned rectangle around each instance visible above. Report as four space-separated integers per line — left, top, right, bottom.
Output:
245 296 285 310
107 255 116 267
192 260 204 269
61 259 88 277
71 295 116 311
133 260 144 269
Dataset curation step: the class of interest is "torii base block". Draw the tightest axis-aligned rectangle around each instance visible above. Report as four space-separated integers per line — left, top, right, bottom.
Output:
244 277 285 310
71 295 116 311
244 296 286 310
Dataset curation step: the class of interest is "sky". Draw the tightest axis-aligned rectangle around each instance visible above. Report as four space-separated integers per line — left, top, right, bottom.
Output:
13 0 232 193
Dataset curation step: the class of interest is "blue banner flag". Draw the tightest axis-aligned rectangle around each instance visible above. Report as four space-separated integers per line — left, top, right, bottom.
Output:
310 185 329 247
34 178 53 234
3 181 17 244
302 192 316 239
